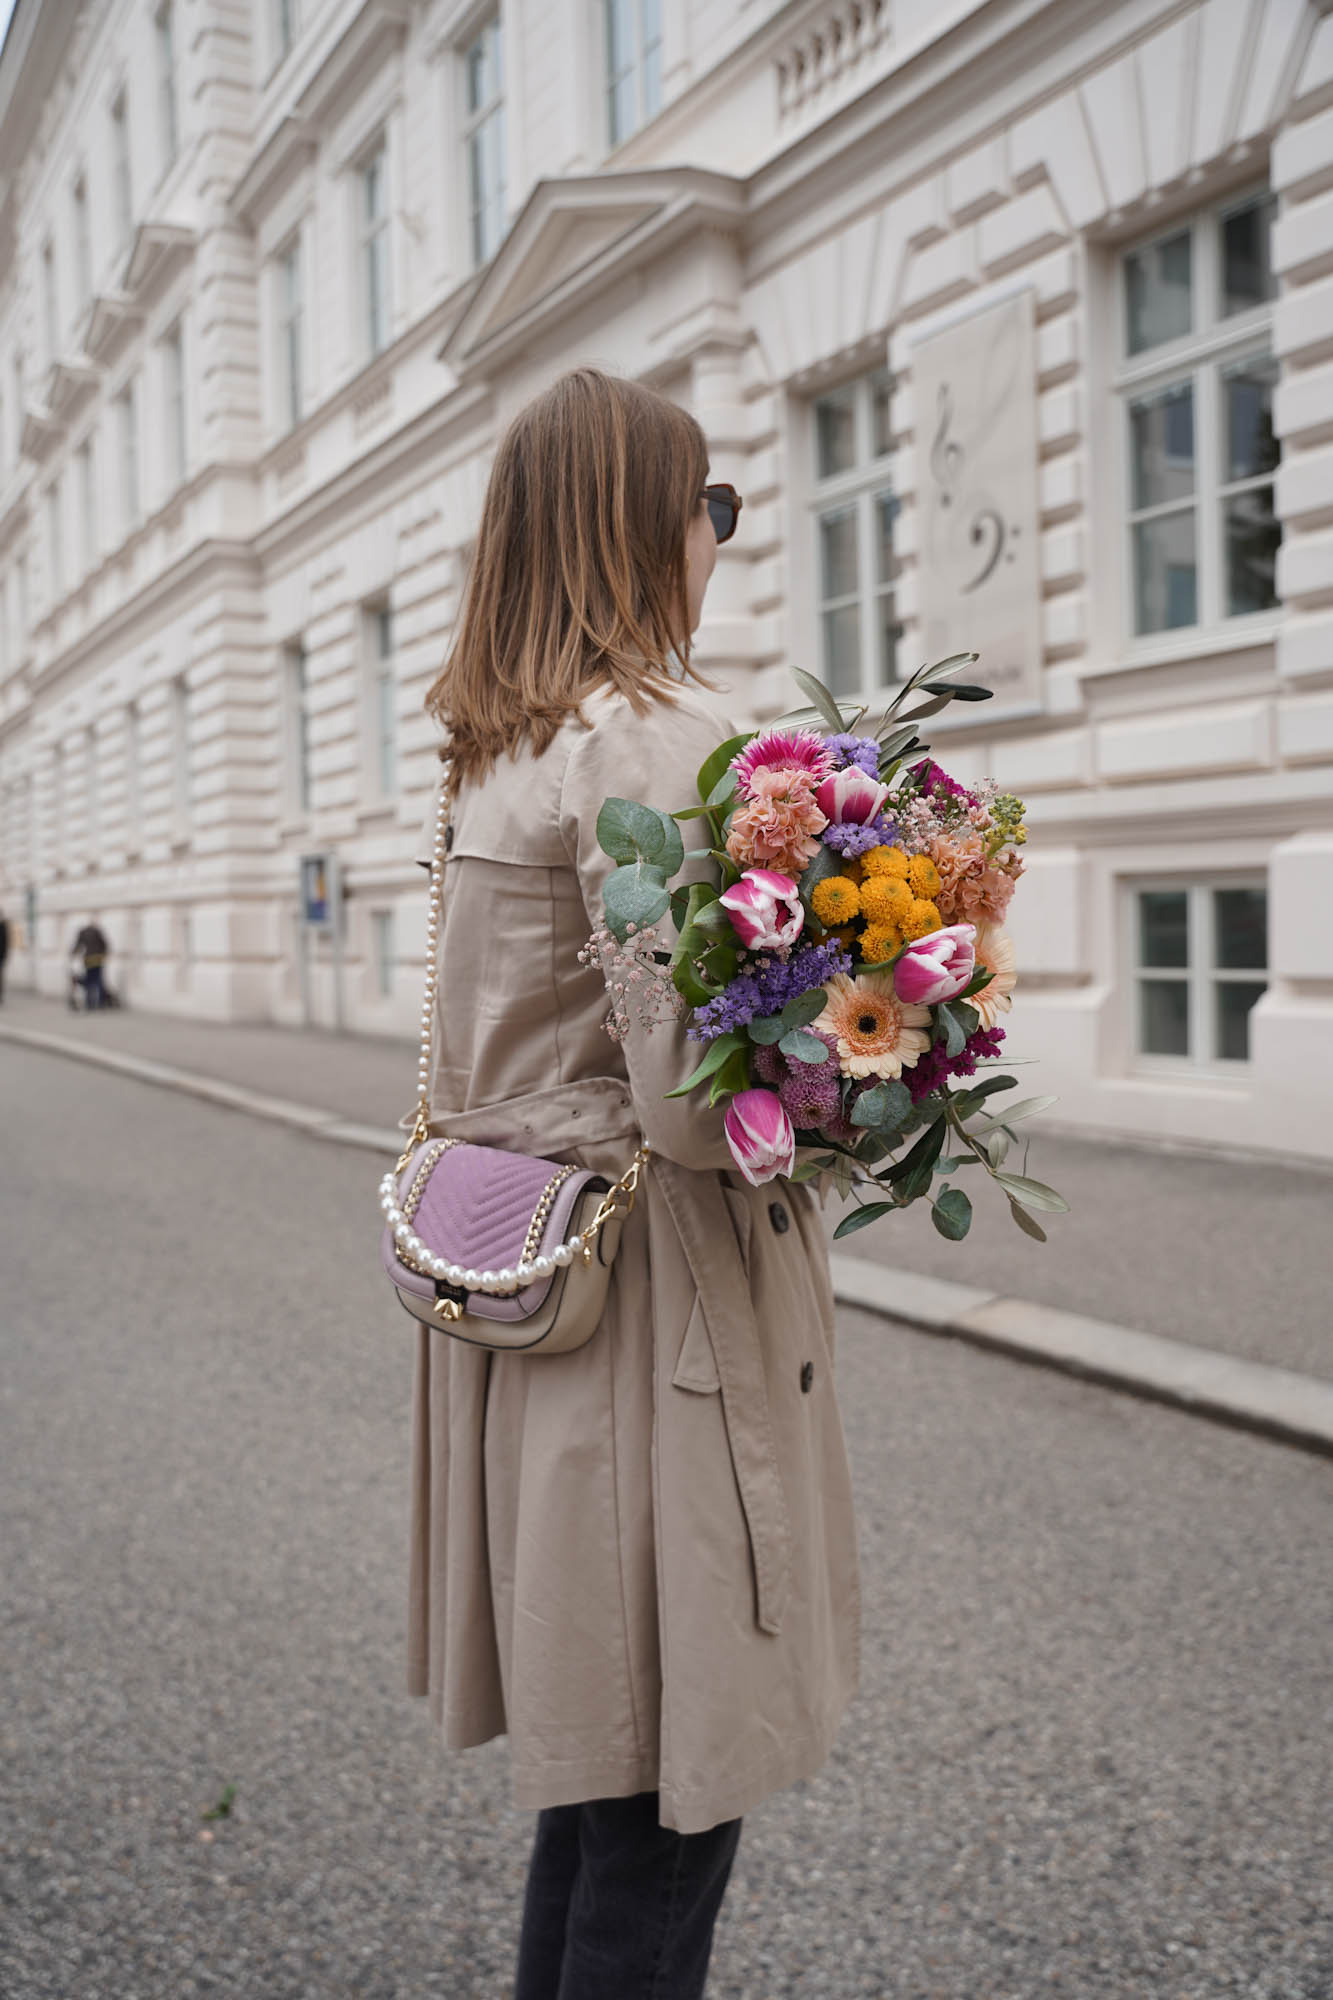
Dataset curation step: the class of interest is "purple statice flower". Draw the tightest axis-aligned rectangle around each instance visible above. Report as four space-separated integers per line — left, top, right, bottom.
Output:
824 733 882 778
906 1024 1007 1103
910 757 978 809
689 939 853 1040
822 813 898 858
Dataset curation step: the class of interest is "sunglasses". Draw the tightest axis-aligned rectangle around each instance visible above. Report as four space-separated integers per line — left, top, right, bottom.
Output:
703 483 743 544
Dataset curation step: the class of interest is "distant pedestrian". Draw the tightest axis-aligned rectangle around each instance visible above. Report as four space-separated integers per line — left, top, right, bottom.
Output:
71 917 110 1010
0 906 8 1004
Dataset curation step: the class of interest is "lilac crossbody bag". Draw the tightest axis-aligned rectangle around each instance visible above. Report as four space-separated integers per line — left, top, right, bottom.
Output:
377 776 646 1354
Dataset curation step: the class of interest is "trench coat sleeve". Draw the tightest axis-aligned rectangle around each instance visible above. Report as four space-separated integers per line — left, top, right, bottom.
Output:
559 696 740 1174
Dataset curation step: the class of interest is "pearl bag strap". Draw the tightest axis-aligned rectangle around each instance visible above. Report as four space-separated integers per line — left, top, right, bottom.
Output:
382 769 648 1297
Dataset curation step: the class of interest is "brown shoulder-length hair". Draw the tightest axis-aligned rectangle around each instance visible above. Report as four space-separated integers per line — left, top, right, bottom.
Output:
425 366 713 791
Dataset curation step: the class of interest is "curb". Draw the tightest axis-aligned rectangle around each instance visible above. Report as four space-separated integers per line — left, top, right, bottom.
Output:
830 1255 1333 1461
7 1019 1332 1460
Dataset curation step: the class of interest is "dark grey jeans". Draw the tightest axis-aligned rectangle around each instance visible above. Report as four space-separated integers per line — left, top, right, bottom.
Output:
513 1789 743 2000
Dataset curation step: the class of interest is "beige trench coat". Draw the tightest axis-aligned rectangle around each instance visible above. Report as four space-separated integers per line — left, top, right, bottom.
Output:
403 682 861 1834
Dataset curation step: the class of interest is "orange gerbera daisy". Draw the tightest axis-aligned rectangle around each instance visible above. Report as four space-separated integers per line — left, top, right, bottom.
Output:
812 971 932 1080
971 924 1017 1029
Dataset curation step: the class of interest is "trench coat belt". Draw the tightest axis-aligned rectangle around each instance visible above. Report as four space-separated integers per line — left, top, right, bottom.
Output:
411 1078 794 1639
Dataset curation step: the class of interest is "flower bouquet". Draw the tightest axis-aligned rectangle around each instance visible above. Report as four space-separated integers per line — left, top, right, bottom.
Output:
584 657 1067 1243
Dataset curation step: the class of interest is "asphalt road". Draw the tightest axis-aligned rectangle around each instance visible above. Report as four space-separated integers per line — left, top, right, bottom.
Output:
3 1045 1331 2000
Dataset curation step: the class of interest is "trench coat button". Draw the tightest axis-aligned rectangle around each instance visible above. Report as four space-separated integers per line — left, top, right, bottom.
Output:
444 823 454 850
769 1201 790 1234
800 1361 814 1393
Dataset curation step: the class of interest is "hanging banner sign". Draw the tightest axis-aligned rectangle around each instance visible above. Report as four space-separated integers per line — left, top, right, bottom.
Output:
300 853 340 931
912 289 1043 716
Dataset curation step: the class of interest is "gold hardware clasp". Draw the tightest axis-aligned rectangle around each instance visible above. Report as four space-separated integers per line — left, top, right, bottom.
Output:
433 1297 464 1323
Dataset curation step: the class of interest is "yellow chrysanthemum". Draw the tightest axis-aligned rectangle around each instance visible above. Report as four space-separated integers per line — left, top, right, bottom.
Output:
860 876 913 926
860 923 901 964
900 898 943 942
810 875 861 925
861 845 911 881
841 855 866 884
826 925 858 950
907 853 942 898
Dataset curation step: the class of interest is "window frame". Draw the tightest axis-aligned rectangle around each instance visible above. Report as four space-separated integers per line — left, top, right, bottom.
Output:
356 137 392 359
362 601 398 803
162 321 186 487
72 172 91 315
1113 187 1280 651
110 87 133 253
77 435 96 574
371 907 396 1000
41 237 58 368
277 234 304 429
1126 874 1268 1074
806 364 901 701
156 2 179 174
461 14 506 270
605 0 663 149
284 639 313 819
117 377 140 531
46 478 62 601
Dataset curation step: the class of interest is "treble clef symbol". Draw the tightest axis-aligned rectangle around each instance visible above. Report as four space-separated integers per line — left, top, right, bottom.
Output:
930 384 964 508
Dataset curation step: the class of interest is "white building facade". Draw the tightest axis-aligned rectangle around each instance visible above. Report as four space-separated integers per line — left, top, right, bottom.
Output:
1 0 1332 1159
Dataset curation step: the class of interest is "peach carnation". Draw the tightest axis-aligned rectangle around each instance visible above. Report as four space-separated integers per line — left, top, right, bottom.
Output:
929 833 1021 928
725 767 828 877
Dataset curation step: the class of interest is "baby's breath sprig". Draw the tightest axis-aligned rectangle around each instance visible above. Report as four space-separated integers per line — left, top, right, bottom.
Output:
578 921 685 1042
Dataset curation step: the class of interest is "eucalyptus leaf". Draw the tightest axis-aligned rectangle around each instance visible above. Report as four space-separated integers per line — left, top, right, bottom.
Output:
931 1187 973 1240
832 1201 898 1240
603 864 670 941
779 1028 830 1064
850 1079 912 1131
954 1001 979 1038
596 798 683 873
797 843 841 910
780 988 827 1030
746 1014 787 1045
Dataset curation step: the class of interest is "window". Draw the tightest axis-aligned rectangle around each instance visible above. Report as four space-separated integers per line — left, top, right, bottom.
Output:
156 5 179 170
1118 190 1279 639
366 604 397 800
77 438 96 572
46 481 62 600
809 365 899 696
110 89 133 251
86 727 101 860
72 175 91 313
125 700 142 849
606 0 662 146
278 237 303 427
41 239 58 367
163 323 186 485
1132 881 1267 1066
358 142 391 357
285 640 312 814
463 17 506 268
169 674 191 831
118 380 140 529
371 908 395 999
274 0 298 62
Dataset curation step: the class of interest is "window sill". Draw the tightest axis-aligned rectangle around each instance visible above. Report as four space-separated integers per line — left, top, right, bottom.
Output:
1124 1058 1254 1090
1079 617 1281 680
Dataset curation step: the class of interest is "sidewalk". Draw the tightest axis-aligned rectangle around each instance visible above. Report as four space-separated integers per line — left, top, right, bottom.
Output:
4 987 1331 1451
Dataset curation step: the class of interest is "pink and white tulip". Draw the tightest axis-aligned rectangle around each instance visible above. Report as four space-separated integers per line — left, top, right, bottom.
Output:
723 1089 796 1187
718 868 805 951
814 766 891 825
892 923 978 1007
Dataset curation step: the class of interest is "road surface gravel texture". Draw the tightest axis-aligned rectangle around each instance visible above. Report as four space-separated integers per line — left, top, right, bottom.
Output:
3 1045 1330 2000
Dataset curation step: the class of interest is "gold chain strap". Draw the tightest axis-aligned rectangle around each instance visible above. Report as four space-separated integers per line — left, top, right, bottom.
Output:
390 772 649 1262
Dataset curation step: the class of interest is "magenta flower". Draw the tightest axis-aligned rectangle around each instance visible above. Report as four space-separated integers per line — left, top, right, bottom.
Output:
718 869 805 951
815 766 891 826
731 728 834 799
892 924 977 1007
723 1089 796 1186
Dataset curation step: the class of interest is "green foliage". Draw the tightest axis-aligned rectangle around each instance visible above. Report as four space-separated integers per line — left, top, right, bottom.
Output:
780 989 827 1030
707 1045 753 1106
1008 1200 1048 1242
778 1027 830 1064
993 1171 1070 1214
931 1187 973 1240
603 864 670 941
696 733 756 807
850 1079 912 1133
201 1784 237 1823
595 798 684 875
664 1032 744 1099
832 1201 898 1240
788 665 847 733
